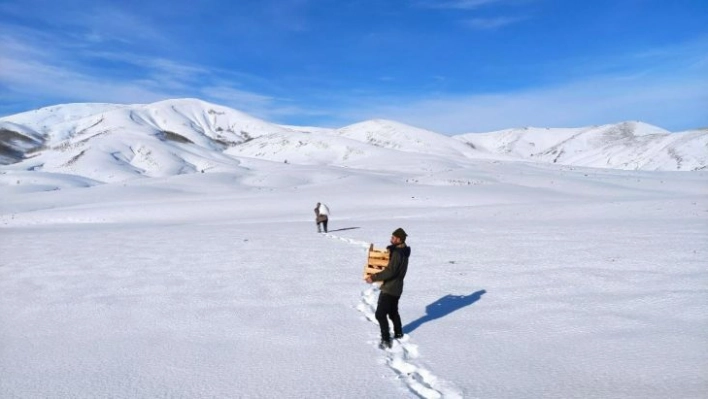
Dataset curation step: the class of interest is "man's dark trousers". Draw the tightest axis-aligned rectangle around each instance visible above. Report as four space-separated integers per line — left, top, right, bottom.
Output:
375 292 402 341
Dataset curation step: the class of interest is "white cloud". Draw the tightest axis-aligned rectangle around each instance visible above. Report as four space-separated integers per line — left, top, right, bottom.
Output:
0 29 267 112
0 35 171 104
4 28 705 134
416 0 512 9
0 54 170 105
200 85 333 122
338 73 708 133
2 18 706 134
313 38 708 133
4 2 164 46
464 16 527 29
201 86 274 107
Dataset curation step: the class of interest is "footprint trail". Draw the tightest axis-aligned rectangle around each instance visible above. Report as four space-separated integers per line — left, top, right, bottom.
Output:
357 286 464 399
325 233 464 398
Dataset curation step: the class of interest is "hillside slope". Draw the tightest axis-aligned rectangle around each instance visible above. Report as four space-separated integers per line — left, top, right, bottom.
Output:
1 100 706 183
454 122 708 171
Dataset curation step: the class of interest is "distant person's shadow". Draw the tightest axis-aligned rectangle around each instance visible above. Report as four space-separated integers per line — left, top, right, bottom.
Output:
403 290 486 334
327 227 361 232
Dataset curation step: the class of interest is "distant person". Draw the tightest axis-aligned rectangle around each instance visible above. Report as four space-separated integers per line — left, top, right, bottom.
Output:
365 228 410 349
314 202 330 233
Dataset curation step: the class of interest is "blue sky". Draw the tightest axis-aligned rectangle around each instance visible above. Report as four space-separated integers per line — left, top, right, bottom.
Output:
1 0 707 134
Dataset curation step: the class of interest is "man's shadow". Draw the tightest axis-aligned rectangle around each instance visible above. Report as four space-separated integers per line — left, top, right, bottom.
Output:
327 227 361 232
403 290 486 334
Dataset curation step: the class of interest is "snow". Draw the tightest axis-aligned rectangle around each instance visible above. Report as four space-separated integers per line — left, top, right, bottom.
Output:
3 99 705 178
1 157 707 398
0 99 707 397
454 122 708 171
334 119 477 158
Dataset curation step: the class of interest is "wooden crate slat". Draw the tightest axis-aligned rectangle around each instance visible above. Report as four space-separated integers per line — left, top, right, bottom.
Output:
367 258 389 267
364 243 389 279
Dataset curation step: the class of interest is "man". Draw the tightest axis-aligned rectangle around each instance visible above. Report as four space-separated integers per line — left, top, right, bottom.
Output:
365 228 410 349
314 202 329 233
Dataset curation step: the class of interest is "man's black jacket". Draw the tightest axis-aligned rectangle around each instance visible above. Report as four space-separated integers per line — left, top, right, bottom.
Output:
372 244 410 297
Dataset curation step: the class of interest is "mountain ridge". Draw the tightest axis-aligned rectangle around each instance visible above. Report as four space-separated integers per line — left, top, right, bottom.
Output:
454 122 707 171
1 99 706 180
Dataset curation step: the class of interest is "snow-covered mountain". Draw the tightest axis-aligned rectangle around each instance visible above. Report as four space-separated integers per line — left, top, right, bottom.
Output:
1 99 706 184
334 119 477 158
2 102 707 399
0 99 294 182
0 99 491 183
454 122 708 171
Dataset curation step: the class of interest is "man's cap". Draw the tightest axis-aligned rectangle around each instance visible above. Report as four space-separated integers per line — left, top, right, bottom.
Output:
392 228 407 240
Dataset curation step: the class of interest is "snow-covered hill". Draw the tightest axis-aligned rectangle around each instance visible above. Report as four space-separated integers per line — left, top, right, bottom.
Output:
454 122 708 171
0 99 295 182
1 102 707 399
0 99 491 183
1 99 706 184
0 121 46 164
1 125 706 399
333 119 478 158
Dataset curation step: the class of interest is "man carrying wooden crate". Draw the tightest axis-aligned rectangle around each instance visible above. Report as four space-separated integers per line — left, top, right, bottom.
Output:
365 228 410 349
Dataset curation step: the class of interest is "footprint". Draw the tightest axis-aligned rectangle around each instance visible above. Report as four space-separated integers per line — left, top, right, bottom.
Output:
356 287 462 399
339 237 463 398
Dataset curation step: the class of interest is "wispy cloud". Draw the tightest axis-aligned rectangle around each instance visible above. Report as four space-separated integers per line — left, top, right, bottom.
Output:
1 1 164 46
3 24 706 133
78 51 211 89
2 5 706 135
0 52 171 105
200 84 332 121
201 86 274 108
302 39 708 132
416 0 514 10
0 22 318 122
464 16 527 29
415 0 532 30
328 72 708 133
262 0 315 32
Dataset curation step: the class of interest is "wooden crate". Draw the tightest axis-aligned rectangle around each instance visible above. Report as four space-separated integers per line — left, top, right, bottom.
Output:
364 244 389 279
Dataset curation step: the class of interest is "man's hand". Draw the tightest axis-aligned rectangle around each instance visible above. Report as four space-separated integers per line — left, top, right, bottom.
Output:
365 276 373 284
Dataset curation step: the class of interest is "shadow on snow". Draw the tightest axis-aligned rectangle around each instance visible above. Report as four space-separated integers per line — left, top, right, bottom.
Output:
327 227 361 232
403 290 486 334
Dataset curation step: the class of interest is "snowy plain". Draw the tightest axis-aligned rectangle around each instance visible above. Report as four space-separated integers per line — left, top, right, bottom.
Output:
1 100 707 398
1 159 707 398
